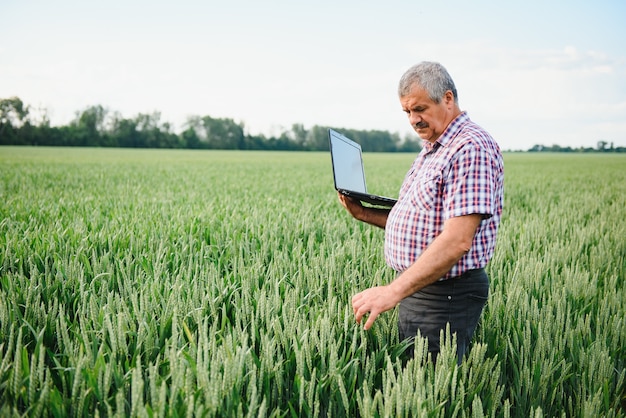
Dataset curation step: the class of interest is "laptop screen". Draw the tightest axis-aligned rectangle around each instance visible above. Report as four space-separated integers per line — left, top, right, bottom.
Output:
329 129 367 193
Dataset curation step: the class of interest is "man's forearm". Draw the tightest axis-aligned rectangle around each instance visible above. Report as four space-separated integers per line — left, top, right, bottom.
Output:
338 193 390 228
359 206 390 229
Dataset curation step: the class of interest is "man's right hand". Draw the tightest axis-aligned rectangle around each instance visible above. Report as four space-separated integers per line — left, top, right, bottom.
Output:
337 192 367 221
337 192 390 229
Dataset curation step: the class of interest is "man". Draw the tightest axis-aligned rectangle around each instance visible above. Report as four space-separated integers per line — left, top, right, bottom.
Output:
338 61 504 361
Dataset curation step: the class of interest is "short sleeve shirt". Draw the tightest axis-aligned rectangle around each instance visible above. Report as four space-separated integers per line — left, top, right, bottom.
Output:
384 112 504 278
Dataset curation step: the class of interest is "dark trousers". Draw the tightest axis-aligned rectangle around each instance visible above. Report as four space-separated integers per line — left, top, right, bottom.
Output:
398 268 489 362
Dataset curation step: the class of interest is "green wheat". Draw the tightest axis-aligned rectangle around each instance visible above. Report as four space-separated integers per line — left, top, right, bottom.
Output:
0 147 624 417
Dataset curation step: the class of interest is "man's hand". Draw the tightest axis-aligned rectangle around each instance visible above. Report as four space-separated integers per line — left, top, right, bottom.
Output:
337 192 367 221
351 285 402 330
337 192 390 229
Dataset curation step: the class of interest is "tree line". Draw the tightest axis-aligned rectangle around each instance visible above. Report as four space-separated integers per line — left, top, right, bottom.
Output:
2 97 624 152
0 97 421 152
527 142 625 153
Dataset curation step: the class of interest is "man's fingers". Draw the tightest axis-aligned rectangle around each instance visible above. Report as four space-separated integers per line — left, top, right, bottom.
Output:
354 305 366 324
355 306 379 330
352 291 373 320
363 311 379 330
353 297 380 330
352 287 394 330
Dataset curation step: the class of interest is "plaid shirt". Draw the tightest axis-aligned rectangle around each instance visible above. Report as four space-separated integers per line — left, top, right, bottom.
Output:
384 112 504 278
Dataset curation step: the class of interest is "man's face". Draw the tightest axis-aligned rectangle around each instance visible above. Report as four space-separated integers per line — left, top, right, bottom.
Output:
400 84 456 143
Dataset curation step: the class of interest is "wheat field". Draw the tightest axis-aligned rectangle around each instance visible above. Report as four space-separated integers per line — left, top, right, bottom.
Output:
0 147 624 417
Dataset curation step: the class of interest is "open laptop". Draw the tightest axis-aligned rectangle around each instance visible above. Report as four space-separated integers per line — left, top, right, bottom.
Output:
329 129 397 208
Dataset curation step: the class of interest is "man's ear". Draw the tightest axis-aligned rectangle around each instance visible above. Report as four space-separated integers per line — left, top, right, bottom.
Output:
444 90 455 107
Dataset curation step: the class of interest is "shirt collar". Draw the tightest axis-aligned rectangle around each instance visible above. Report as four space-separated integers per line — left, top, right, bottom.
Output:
422 111 469 153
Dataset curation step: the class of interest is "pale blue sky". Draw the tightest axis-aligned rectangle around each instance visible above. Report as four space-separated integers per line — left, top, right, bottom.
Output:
1 0 625 150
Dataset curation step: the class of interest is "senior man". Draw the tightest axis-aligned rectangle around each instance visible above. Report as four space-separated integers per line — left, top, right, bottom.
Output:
339 61 504 361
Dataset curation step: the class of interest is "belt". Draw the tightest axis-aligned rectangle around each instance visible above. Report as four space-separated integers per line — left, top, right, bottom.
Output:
433 268 486 285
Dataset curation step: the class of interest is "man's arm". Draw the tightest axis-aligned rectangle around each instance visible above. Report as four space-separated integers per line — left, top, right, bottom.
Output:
337 192 390 229
351 213 483 330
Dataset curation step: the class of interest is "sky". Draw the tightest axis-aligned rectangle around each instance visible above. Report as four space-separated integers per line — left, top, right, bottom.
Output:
1 0 625 151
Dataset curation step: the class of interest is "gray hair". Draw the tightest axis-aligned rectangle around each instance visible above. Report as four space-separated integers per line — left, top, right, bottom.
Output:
398 61 458 104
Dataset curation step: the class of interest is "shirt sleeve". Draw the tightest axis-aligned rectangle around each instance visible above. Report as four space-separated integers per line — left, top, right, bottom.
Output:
443 144 497 220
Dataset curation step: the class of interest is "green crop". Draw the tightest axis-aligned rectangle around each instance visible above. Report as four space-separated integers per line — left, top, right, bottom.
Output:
0 147 624 417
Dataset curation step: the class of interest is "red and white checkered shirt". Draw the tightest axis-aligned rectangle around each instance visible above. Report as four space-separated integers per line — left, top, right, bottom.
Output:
384 112 504 278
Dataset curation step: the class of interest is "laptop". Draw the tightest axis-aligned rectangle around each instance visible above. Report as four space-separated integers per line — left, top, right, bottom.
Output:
329 129 397 208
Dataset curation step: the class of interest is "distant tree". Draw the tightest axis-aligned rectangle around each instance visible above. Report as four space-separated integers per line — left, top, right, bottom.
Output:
69 105 108 146
135 112 179 148
303 126 330 151
0 97 29 144
110 114 139 147
244 133 270 150
397 133 422 152
554 144 574 152
180 127 202 149
0 97 29 128
286 123 307 148
188 116 245 149
24 106 53 146
35 125 66 147
348 129 401 152
181 116 205 149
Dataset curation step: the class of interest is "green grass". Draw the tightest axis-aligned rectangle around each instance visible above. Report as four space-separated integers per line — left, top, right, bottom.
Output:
0 147 624 417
